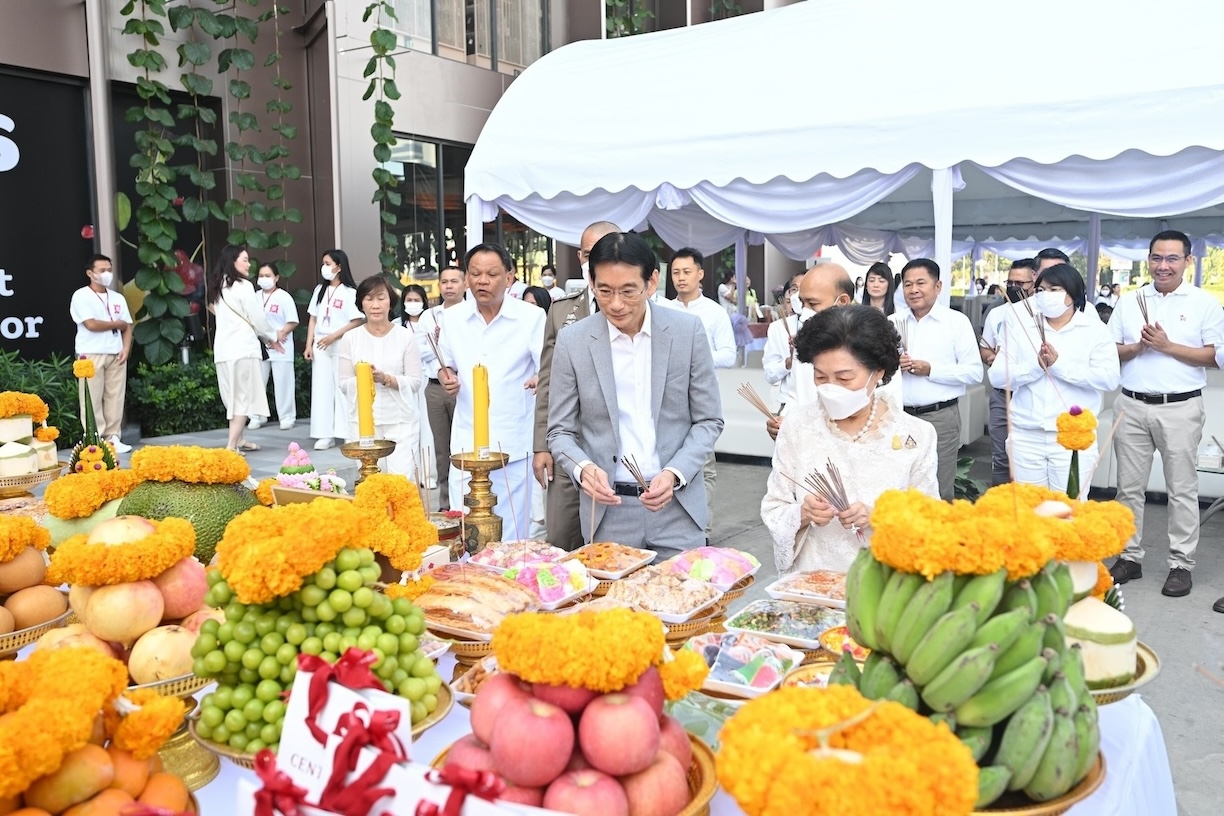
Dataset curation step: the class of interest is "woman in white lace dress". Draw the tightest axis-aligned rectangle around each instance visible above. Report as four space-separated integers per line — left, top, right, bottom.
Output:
761 305 940 574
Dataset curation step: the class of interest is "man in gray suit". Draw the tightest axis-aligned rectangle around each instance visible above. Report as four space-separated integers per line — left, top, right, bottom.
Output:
548 232 723 556
532 221 620 550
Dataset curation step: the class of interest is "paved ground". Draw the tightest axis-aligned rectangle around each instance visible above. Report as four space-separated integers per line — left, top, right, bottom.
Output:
124 427 1223 814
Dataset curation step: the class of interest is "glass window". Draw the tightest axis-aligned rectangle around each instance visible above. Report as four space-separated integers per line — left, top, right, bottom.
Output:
497 0 544 71
498 211 553 285
441 142 473 267
384 139 444 288
438 0 465 52
389 0 432 53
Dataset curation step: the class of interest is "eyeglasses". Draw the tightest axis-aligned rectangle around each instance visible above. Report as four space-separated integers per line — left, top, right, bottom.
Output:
594 286 646 302
1148 254 1186 265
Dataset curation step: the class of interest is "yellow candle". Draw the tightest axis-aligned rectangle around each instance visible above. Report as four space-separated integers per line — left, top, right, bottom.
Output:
473 363 490 451
356 361 375 439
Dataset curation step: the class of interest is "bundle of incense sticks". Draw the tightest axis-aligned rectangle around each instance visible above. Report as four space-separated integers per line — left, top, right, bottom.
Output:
622 454 649 490
806 459 852 514
424 330 450 371
1137 288 1151 325
737 382 775 420
1020 296 1047 345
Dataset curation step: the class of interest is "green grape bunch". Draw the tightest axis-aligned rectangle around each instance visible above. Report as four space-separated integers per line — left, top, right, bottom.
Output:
190 546 443 755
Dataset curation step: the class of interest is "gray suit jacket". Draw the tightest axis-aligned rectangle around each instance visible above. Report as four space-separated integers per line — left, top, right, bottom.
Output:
547 303 724 535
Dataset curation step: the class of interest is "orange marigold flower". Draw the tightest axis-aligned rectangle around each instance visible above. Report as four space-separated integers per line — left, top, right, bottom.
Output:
112 689 187 759
34 425 59 442
354 473 437 572
0 391 50 423
659 648 709 701
131 445 249 484
1056 407 1097 452
0 516 50 563
44 469 144 520
73 359 96 379
385 576 436 602
1091 561 1114 600
48 517 196 586
255 477 277 507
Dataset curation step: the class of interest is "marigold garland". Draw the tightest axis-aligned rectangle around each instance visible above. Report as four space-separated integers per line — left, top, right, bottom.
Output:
0 645 130 798
492 609 672 694
659 649 710 701
48 517 196 586
34 425 59 442
0 391 49 423
216 501 373 604
716 686 979 816
111 689 188 760
0 516 50 563
44 468 145 520
1056 406 1098 452
255 477 277 507
975 482 1132 563
73 359 96 379
354 473 437 571
385 576 436 602
1091 561 1114 601
131 445 250 485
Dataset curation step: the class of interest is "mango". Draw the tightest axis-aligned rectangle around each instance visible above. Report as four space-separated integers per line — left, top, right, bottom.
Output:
135 772 189 811
63 789 134 816
23 744 114 813
105 746 149 798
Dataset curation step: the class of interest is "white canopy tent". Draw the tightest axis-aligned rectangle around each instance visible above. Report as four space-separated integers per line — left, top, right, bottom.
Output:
464 0 1224 301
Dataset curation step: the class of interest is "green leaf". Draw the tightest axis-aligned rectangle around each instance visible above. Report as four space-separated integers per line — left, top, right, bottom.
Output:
273 123 297 139
198 107 218 125
222 199 246 218
137 243 163 265
284 166 301 180
165 274 186 294
246 229 271 250
264 51 280 67
159 317 186 345
362 83 376 102
167 5 195 31
231 48 256 71
373 143 392 163
266 164 283 180
144 291 168 317
208 201 226 221
122 19 147 36
370 28 397 52
228 228 248 246
143 337 176 366
266 184 284 201
116 192 132 232
215 13 238 39
371 122 393 143
249 202 269 221
266 99 292 114
181 71 213 96
235 15 260 41
135 268 164 291
374 100 394 121
133 320 164 344
385 189 402 206
276 231 294 248
363 59 377 79
385 55 395 71
272 76 292 90
196 8 224 36
284 208 303 224
383 79 401 100
380 211 396 225
167 297 193 318
228 79 252 99
182 197 209 222
120 1 136 14
278 260 296 277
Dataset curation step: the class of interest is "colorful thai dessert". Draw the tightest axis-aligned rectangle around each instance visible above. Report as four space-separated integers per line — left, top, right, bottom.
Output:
275 442 345 493
684 631 800 691
661 546 760 589
471 539 567 569
504 559 591 604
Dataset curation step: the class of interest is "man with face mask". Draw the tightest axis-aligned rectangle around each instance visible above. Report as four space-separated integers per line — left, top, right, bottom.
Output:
70 254 133 453
533 221 621 549
979 258 1037 485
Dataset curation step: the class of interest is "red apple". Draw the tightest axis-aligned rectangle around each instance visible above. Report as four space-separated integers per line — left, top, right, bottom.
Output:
623 666 664 716
444 734 496 773
490 698 574 787
181 607 225 634
86 515 156 546
497 784 544 807
620 752 689 816
579 694 660 776
471 672 531 745
544 770 629 816
657 716 692 770
533 682 599 714
154 556 209 620
565 746 592 773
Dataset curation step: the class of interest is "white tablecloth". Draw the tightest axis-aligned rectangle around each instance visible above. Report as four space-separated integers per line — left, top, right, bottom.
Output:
195 656 1176 815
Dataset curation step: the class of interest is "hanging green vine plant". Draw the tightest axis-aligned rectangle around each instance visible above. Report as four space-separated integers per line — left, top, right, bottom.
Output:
261 2 304 278
120 0 189 366
364 1 402 273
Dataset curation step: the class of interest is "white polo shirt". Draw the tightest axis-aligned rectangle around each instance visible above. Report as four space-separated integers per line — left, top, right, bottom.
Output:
762 315 799 405
261 287 297 361
307 283 361 335
70 285 132 355
665 295 735 368
1110 281 1224 393
899 303 983 407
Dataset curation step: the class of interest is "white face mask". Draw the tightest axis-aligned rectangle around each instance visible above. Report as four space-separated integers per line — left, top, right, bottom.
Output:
95 271 113 288
404 301 424 317
1034 290 1070 319
258 277 275 291
321 265 336 281
1099 287 1111 297
817 374 877 421
581 261 590 279
542 276 555 288
797 307 816 325
789 292 802 314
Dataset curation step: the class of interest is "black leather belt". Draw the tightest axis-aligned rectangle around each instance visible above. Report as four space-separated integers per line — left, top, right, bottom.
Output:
612 482 646 497
1122 388 1201 405
428 377 441 385
904 398 959 416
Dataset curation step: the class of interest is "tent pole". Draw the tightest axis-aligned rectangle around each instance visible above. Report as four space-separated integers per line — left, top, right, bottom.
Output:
1086 212 1101 299
931 167 954 306
735 235 747 317
467 197 485 252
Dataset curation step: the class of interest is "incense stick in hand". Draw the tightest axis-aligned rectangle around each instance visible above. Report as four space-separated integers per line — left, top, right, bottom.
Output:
736 382 776 420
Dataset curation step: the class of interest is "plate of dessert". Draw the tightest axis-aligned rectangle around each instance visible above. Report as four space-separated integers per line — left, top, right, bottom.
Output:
605 566 723 624
567 541 657 580
417 564 539 641
659 547 760 592
503 560 597 611
724 600 847 649
470 539 569 570
764 570 848 609
682 631 801 699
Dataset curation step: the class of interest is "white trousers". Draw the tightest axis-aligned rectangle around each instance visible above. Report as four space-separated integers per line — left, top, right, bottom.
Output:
1008 427 1098 500
308 345 350 440
458 456 533 542
256 359 296 424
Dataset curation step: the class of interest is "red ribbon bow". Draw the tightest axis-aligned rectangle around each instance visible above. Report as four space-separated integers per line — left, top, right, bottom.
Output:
253 749 311 816
298 648 388 745
316 704 408 816
415 766 507 816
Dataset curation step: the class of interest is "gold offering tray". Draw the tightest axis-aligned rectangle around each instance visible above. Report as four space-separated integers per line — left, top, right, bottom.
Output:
975 753 1105 815
1091 641 1159 706
0 461 65 499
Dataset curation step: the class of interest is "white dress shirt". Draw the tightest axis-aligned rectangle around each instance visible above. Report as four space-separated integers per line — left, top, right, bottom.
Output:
261 287 297 361
665 295 736 368
1110 281 1224 393
438 296 545 462
416 304 455 380
70 286 132 355
988 307 1120 430
306 283 362 335
899 303 983 406
762 315 799 405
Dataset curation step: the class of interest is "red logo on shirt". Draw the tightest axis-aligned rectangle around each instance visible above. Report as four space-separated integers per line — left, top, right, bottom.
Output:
270 305 279 313
332 299 343 309
112 305 121 315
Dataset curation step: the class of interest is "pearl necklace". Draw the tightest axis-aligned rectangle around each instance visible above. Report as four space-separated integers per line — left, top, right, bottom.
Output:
838 396 878 443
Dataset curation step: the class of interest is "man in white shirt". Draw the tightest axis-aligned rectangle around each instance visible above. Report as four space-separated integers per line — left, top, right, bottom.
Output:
980 258 1038 485
898 259 983 501
1108 231 1224 601
419 265 467 511
548 232 723 558
440 245 545 542
666 248 734 542
762 272 806 412
69 254 133 453
541 265 566 301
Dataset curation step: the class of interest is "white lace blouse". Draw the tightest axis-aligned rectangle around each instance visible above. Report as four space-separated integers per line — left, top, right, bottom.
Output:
760 393 940 575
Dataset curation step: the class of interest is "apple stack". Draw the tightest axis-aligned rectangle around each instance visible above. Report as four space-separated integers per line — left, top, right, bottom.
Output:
41 515 214 686
448 665 694 816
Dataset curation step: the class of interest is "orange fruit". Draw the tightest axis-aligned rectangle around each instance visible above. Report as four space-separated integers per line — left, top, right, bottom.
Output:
62 789 134 816
135 772 189 811
105 746 149 798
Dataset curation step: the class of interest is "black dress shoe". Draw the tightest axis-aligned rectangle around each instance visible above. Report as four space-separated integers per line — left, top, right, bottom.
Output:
1109 558 1142 584
1214 596 1224 613
1161 567 1192 597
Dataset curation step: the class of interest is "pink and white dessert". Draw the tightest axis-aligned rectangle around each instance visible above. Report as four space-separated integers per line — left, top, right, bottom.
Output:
505 560 591 604
471 539 568 569
661 546 760 589
275 442 345 493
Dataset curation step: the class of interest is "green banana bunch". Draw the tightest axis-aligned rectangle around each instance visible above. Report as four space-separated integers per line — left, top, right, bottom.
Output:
968 607 1029 654
828 649 862 688
873 571 924 653
845 548 887 650
975 766 1013 809
891 571 955 665
1051 562 1074 609
1033 566 1069 619
885 678 920 711
1023 706 1081 802
929 712 956 730
1073 702 1100 784
990 619 1047 679
996 685 1055 791
1041 647 1062 685
860 653 901 700
955 653 1048 727
905 602 979 686
999 578 1038 622
1042 613 1068 655
1061 644 1087 709
955 724 994 762
951 568 1008 627
921 643 999 712
1048 672 1076 713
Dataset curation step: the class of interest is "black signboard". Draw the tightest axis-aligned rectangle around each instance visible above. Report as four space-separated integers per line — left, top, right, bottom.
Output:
0 71 94 358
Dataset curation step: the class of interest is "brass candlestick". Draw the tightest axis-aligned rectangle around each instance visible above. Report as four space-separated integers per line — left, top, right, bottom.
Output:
450 451 510 556
340 439 397 487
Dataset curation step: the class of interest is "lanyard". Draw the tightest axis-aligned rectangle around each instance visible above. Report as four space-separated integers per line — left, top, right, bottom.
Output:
94 288 118 335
